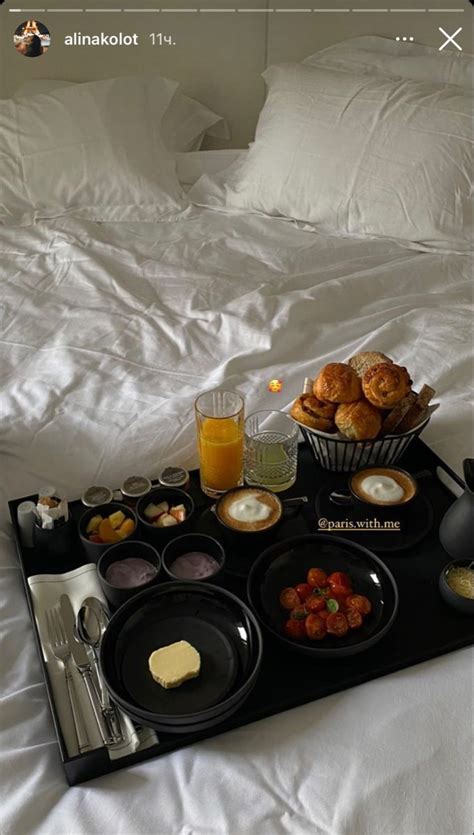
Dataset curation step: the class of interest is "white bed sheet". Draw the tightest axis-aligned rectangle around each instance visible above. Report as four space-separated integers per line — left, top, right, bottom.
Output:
0 205 473 835
176 150 244 186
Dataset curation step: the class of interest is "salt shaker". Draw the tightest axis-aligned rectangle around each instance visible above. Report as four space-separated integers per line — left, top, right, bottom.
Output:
17 501 37 548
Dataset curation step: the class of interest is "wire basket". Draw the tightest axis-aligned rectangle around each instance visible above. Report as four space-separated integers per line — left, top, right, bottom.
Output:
297 417 430 474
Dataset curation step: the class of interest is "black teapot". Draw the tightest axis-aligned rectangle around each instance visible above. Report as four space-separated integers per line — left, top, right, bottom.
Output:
439 459 474 560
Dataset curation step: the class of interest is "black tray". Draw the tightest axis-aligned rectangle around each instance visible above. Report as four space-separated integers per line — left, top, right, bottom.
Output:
9 439 474 785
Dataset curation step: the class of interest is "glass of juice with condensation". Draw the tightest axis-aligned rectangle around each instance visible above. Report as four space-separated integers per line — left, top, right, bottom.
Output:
195 390 244 498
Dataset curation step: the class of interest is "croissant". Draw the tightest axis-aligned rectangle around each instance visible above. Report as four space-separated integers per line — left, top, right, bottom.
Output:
335 399 382 441
291 394 336 433
362 363 411 410
314 363 362 404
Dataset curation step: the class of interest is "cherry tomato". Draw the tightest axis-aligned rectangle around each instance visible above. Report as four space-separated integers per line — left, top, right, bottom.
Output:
290 605 308 620
284 619 306 639
328 583 352 598
279 587 300 610
295 583 313 602
305 614 327 640
326 612 349 637
346 608 363 629
307 568 327 588
318 609 329 621
327 572 351 591
330 594 349 612
306 595 326 613
346 594 372 616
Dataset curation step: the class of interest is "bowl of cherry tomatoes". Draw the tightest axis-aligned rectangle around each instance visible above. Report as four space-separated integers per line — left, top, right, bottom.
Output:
247 534 398 657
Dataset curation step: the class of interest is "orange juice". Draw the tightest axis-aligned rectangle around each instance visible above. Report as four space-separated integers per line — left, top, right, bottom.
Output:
198 417 243 492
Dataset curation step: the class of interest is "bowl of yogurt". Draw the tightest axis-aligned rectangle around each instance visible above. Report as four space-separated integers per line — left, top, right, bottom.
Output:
98 540 161 608
162 534 225 582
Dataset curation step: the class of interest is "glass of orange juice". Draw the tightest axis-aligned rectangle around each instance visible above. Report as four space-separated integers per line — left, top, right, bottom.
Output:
195 390 245 498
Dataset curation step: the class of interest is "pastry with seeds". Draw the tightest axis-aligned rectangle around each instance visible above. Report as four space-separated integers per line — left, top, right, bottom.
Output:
348 351 393 378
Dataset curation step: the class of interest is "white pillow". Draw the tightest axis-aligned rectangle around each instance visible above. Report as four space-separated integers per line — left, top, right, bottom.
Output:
14 78 228 152
0 75 188 226
220 63 472 252
304 35 474 91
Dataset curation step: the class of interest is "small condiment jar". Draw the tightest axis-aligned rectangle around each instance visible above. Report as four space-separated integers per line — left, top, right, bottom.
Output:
158 466 190 492
81 485 114 508
121 475 152 508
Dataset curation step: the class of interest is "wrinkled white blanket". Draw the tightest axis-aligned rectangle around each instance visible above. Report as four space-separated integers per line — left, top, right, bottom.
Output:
0 209 472 835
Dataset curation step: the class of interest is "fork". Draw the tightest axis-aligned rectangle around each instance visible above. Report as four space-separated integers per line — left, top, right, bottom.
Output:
46 607 91 754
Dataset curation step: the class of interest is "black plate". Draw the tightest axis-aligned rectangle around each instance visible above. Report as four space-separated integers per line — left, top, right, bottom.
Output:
119 615 237 716
115 682 256 735
247 534 399 658
100 582 263 726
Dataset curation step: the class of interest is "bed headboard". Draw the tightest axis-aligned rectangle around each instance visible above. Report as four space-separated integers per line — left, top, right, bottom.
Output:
1 0 468 148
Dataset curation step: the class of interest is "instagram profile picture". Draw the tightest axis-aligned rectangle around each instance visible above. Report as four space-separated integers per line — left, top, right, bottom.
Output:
14 20 51 58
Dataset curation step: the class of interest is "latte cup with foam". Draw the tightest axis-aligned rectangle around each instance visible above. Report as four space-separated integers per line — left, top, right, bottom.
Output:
215 486 283 535
350 466 417 508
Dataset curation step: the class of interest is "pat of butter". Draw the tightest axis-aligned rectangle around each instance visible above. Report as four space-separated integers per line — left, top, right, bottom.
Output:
148 640 201 689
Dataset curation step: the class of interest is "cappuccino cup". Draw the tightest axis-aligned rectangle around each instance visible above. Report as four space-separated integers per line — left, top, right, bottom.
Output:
350 467 417 508
215 486 283 535
329 466 417 518
214 487 308 538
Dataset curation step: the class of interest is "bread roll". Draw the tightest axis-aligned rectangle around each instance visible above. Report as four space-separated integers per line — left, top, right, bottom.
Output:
314 363 362 404
348 351 392 378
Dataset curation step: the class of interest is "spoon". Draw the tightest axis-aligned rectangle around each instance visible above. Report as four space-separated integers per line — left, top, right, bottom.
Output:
76 597 124 743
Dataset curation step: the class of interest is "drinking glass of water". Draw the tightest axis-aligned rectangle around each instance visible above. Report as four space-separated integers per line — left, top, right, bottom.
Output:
244 411 298 492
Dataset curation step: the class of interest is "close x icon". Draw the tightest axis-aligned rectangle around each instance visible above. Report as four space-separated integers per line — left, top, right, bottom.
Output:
438 26 463 51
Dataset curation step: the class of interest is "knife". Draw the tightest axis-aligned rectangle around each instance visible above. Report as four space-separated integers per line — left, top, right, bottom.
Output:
60 594 115 747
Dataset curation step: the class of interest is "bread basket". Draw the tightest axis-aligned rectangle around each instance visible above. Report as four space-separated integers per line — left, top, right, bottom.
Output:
292 378 435 474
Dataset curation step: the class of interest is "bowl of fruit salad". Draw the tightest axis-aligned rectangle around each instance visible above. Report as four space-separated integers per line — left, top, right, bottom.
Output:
136 488 195 545
79 503 138 563
247 534 398 657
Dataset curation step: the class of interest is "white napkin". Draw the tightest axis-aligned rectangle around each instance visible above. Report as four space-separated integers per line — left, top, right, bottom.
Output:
28 564 158 760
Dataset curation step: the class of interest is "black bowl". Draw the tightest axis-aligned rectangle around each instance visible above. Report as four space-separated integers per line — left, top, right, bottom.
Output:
439 560 474 615
136 488 194 546
162 534 225 582
100 582 262 729
247 534 398 658
78 503 138 563
97 540 161 609
110 688 254 735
